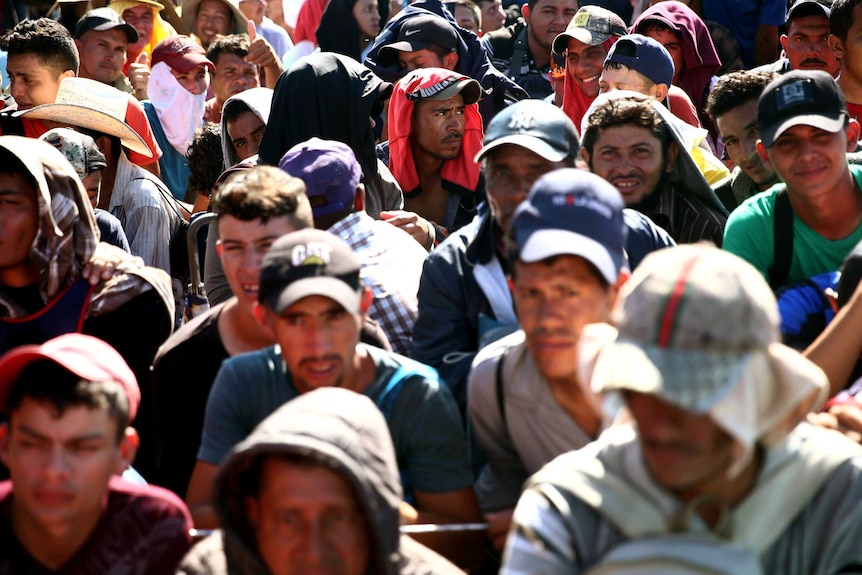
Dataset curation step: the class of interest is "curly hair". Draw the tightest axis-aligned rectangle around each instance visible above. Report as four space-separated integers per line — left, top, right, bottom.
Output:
0 17 79 77
704 70 776 122
581 96 670 157
186 123 225 201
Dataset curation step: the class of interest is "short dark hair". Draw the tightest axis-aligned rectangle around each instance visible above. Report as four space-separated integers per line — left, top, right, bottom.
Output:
206 33 251 67
455 0 481 28
211 166 314 228
638 19 680 40
704 70 777 122
0 18 79 77
831 0 862 43
6 360 130 442
222 98 252 124
186 123 224 201
581 96 671 158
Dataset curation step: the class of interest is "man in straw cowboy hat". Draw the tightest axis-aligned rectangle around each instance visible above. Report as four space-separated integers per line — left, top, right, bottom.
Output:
16 77 181 277
502 243 862 574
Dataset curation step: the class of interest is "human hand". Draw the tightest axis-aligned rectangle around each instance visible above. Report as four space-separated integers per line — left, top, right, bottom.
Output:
809 397 862 444
380 210 435 250
129 51 151 100
82 242 144 285
486 508 515 553
245 20 284 84
399 501 419 525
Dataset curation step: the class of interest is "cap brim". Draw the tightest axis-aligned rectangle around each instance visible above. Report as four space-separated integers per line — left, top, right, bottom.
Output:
15 104 152 158
377 40 430 66
518 228 619 283
264 277 362 315
553 29 607 54
761 113 845 148
475 134 569 163
85 22 139 43
427 77 482 105
171 53 216 73
592 339 749 412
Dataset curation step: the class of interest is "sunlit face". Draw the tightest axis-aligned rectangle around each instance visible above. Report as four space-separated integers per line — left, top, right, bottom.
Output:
76 29 129 85
226 110 266 160
642 27 683 84
454 5 479 33
194 0 234 48
411 94 466 161
0 400 130 537
245 458 370 575
122 5 155 53
352 0 381 39
714 99 777 191
759 122 859 201
599 65 660 99
212 53 260 104
513 255 616 384
479 0 506 33
781 14 839 77
217 214 300 315
0 172 39 287
626 392 737 495
170 63 210 95
484 145 566 233
259 295 364 393
585 124 675 207
832 4 862 88
7 53 68 111
524 0 577 53
565 38 607 98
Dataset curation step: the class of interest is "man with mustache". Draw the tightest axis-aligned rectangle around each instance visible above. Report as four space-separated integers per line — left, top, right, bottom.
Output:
382 68 485 250
753 0 838 78
185 229 480 558
705 70 780 212
502 243 862 574
581 92 728 246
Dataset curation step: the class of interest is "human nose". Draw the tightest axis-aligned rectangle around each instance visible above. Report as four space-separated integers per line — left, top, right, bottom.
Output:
42 447 73 481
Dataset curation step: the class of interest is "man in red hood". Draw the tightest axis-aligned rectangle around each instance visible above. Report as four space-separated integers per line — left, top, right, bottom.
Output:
383 67 485 250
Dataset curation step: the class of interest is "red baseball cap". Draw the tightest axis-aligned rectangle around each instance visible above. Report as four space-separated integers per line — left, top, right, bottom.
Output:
152 34 215 73
0 334 141 422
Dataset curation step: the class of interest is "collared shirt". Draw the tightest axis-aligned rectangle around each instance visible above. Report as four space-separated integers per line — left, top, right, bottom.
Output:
329 211 426 356
110 152 177 273
642 184 726 247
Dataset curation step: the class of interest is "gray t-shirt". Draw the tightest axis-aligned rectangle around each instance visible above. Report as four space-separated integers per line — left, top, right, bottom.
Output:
198 344 473 494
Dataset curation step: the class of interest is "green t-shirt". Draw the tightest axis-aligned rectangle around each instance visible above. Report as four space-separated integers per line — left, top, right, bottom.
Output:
723 164 862 288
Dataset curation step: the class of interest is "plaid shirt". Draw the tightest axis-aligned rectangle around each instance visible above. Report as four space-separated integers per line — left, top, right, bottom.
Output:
329 212 426 356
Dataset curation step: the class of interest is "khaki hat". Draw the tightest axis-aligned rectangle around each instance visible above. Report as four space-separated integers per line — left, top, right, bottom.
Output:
15 77 152 158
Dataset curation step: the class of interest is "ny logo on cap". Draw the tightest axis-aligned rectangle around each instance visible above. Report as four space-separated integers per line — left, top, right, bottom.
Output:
776 80 813 110
291 242 333 267
508 110 534 131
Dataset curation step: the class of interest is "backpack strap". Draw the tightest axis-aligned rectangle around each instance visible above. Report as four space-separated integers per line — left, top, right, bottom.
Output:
494 345 510 426
769 190 794 290
508 27 529 80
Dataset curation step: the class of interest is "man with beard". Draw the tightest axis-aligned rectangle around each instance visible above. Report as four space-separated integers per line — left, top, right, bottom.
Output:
382 67 485 250
581 92 728 245
482 0 577 98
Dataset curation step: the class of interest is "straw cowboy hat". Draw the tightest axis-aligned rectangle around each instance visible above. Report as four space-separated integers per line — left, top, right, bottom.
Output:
180 0 247 37
15 77 152 158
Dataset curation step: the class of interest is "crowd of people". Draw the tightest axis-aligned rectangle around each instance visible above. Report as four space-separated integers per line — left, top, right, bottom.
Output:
2 0 862 572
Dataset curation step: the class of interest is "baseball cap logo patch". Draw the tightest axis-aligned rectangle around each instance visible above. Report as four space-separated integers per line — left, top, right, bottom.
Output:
777 80 813 110
408 75 460 100
507 110 534 130
551 193 614 219
573 12 591 27
291 242 333 267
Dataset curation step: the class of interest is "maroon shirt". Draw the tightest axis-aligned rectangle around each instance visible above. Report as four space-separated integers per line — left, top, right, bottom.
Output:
0 477 193 574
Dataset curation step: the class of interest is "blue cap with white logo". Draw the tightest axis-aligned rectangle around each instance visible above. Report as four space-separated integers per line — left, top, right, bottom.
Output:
510 168 628 283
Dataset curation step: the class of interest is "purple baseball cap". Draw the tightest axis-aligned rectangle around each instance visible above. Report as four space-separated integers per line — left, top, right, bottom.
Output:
278 137 362 219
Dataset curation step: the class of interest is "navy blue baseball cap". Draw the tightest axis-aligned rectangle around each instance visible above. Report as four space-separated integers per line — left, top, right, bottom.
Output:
605 34 674 87
510 168 627 283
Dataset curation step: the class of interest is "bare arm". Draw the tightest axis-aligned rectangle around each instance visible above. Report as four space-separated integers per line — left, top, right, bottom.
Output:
804 283 862 398
185 460 221 528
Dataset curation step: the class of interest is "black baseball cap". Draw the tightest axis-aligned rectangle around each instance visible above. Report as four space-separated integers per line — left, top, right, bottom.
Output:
758 70 847 148
377 14 458 66
258 229 364 314
75 8 138 43
475 99 579 162
787 0 830 22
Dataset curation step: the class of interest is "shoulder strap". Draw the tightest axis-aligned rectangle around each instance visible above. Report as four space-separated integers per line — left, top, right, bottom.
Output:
508 27 529 80
495 346 509 426
131 176 189 224
375 359 437 420
769 190 794 290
